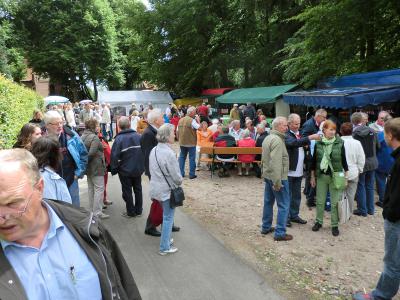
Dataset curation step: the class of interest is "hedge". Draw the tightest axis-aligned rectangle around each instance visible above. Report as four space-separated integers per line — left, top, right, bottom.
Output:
0 75 43 149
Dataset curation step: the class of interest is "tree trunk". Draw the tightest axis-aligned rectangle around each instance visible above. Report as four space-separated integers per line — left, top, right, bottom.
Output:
92 77 98 101
69 72 78 102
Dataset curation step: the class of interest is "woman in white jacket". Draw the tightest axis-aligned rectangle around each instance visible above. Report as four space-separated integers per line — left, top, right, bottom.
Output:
340 122 365 212
149 123 183 255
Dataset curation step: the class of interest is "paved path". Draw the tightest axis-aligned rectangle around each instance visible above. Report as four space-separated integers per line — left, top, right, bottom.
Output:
80 175 282 300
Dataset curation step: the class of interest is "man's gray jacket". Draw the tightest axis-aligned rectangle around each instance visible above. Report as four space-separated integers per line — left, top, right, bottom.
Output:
0 200 141 300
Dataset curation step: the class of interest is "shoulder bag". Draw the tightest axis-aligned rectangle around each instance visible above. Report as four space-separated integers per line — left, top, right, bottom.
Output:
155 148 185 208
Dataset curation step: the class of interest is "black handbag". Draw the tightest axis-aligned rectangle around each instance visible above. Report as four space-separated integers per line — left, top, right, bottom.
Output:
155 148 185 208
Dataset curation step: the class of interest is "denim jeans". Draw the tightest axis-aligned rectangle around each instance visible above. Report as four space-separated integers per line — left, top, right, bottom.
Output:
179 146 196 177
261 179 290 238
376 171 388 204
288 176 302 219
356 170 376 215
160 200 175 252
372 220 400 300
68 179 80 207
100 123 108 140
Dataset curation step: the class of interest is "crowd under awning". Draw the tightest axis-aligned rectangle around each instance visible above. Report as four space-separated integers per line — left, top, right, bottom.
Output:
283 86 400 109
283 68 400 109
216 84 297 104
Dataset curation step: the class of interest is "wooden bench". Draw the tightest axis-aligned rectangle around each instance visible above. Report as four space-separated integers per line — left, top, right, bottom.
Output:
199 146 262 177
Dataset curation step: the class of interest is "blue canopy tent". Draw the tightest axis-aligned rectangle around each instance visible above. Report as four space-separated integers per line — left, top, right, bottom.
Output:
283 69 400 109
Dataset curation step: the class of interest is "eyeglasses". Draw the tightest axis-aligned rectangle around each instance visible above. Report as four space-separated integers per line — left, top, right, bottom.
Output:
49 122 63 126
0 189 35 222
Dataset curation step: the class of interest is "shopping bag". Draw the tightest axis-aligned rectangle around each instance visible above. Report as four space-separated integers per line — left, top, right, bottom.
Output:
149 200 163 227
338 193 351 224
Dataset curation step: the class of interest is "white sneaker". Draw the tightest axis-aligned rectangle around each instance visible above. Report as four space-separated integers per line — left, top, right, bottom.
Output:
98 212 110 219
159 246 178 256
170 238 174 245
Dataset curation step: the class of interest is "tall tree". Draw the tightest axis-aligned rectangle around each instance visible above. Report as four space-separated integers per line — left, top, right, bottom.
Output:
280 0 400 87
14 0 123 100
0 0 26 81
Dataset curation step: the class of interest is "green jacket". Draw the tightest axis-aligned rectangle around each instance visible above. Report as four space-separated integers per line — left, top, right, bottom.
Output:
0 200 141 300
262 130 289 188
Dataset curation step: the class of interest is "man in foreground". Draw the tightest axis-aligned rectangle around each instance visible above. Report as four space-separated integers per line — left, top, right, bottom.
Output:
261 117 292 241
0 149 141 299
353 117 400 300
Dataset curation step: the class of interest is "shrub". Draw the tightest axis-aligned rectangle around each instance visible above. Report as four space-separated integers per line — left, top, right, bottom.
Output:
0 74 43 149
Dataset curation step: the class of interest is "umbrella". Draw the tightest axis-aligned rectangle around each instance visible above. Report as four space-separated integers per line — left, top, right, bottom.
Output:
44 95 69 106
79 99 93 104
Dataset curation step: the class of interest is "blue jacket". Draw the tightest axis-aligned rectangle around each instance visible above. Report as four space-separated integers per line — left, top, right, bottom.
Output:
300 117 319 137
377 131 394 174
62 126 88 179
40 167 72 204
111 129 144 177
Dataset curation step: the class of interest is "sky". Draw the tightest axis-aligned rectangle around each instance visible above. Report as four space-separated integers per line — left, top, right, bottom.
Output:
140 0 151 9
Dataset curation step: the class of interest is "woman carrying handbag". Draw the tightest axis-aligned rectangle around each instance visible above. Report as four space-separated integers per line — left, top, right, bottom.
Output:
310 120 349 236
149 124 183 255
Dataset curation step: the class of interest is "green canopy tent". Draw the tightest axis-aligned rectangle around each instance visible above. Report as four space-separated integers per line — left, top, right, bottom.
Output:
216 84 297 118
216 84 297 104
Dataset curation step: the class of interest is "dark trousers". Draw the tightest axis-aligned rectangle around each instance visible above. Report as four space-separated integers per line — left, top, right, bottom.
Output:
303 169 316 205
118 174 143 215
288 176 303 219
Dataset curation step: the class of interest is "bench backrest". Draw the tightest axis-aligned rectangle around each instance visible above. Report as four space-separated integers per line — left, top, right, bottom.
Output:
200 146 262 155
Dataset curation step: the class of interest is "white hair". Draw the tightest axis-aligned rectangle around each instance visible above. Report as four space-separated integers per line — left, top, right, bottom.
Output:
315 109 327 117
44 111 62 125
187 106 196 115
147 108 163 125
156 124 175 143
272 116 287 130
288 113 300 124
240 129 251 139
256 123 265 130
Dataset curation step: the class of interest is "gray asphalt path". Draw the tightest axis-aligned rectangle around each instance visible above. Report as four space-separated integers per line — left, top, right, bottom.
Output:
79 175 282 300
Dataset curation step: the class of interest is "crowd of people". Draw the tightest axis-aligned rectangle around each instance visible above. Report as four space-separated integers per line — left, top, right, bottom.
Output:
3 99 400 299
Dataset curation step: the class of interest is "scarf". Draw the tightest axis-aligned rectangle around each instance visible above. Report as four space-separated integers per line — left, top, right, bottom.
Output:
320 136 336 172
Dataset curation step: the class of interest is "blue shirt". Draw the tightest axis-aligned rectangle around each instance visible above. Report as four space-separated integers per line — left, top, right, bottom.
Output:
41 167 72 204
1 202 102 300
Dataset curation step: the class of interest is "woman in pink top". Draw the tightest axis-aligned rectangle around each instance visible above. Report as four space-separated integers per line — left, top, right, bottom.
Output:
237 130 256 176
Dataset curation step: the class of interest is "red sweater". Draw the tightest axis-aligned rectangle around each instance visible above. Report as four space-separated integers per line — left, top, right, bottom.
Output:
237 138 256 163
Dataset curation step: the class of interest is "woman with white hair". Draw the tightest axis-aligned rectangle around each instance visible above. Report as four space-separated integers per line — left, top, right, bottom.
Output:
237 129 256 175
130 110 140 131
149 123 183 255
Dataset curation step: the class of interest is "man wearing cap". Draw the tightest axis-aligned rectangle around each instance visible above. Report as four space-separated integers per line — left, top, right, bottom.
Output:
229 104 240 121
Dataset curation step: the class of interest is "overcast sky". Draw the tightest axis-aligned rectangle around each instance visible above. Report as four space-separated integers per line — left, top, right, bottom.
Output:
140 0 151 9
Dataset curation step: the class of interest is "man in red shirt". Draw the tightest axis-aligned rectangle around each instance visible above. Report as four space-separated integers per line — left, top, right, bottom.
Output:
197 103 209 124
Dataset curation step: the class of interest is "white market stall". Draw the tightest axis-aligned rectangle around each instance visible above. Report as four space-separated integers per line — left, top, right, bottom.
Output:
98 90 173 116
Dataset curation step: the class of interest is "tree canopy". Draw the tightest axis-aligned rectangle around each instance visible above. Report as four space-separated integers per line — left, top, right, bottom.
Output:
0 0 399 97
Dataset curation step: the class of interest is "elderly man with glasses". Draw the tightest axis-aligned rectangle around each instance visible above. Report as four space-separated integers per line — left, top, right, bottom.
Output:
44 111 88 207
0 149 141 300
